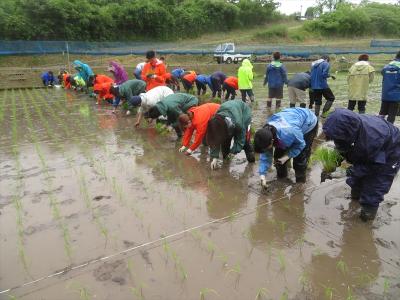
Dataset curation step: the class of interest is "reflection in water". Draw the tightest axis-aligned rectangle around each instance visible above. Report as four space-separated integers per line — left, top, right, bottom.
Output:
307 202 380 298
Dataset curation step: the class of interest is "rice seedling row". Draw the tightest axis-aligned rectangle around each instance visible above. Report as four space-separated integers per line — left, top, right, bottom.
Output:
29 91 111 242
10 90 30 272
20 89 72 259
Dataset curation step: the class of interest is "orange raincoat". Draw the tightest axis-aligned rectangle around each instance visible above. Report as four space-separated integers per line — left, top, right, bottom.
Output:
93 75 114 102
182 103 220 151
224 76 238 90
141 59 166 91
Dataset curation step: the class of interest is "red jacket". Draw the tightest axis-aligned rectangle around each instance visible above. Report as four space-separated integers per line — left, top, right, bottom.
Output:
183 71 197 83
224 76 238 90
93 75 114 101
141 59 166 91
182 103 220 151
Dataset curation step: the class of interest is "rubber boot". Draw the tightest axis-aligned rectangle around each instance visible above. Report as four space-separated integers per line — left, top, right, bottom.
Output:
300 103 306 108
359 109 366 114
250 96 255 103
295 169 306 183
276 100 281 110
360 205 378 222
290 103 295 108
267 100 272 108
314 105 321 116
322 100 334 117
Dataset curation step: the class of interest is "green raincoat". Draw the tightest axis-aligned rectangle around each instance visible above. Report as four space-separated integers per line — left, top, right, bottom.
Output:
210 99 252 158
119 80 146 99
347 61 375 101
238 59 254 90
155 93 199 126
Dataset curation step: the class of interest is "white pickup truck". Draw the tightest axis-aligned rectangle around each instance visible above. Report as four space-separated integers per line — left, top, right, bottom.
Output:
213 43 252 64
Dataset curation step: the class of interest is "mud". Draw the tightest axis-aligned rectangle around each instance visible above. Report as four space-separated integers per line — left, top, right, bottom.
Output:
0 73 399 300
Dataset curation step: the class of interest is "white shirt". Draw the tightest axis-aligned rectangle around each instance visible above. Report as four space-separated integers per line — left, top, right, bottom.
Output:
138 86 174 113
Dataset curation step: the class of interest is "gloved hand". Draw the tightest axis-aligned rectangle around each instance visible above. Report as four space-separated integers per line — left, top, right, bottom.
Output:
260 175 268 189
276 155 290 165
210 158 218 170
184 149 193 156
331 75 336 80
179 146 187 153
146 74 155 79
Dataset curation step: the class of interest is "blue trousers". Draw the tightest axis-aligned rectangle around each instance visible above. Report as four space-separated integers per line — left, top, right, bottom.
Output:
347 162 400 207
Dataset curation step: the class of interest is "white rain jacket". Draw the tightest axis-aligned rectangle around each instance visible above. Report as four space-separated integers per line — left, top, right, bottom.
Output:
138 86 174 114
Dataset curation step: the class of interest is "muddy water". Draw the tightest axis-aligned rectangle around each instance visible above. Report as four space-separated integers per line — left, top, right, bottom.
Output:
0 77 399 300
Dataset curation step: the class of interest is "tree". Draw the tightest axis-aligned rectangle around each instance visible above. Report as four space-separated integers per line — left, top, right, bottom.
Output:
317 0 347 12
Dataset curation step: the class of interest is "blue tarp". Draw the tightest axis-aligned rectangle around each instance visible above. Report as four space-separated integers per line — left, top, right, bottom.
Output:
1 40 399 58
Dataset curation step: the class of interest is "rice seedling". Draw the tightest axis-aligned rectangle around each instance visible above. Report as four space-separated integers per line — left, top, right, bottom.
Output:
298 272 309 291
295 235 305 251
346 286 355 300
356 272 375 286
279 221 287 234
155 122 169 135
336 259 348 275
383 278 390 295
225 262 241 283
67 282 91 300
277 251 286 271
254 287 269 300
199 288 218 300
321 285 335 300
280 290 288 300
7 294 18 300
130 283 146 300
310 146 342 174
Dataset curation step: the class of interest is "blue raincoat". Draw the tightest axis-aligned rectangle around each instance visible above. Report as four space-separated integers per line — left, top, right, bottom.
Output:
323 109 400 207
381 59 400 102
264 61 288 88
41 72 54 85
171 68 185 79
196 74 213 89
310 59 330 90
73 60 94 82
259 108 317 175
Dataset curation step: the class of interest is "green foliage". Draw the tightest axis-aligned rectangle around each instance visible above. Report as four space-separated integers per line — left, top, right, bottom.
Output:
0 0 279 40
303 3 400 37
254 24 288 41
310 146 342 173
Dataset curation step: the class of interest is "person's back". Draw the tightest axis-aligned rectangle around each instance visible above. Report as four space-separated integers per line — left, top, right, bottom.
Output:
348 61 374 101
380 52 400 123
288 72 311 91
119 79 147 98
382 59 400 102
156 93 198 120
238 59 253 89
266 60 287 88
268 108 317 137
139 86 174 113
310 59 330 90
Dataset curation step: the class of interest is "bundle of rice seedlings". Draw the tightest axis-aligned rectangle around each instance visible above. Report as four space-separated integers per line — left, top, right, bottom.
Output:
310 146 343 173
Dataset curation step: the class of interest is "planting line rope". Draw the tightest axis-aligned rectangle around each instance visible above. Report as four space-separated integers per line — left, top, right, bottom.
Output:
1 177 398 295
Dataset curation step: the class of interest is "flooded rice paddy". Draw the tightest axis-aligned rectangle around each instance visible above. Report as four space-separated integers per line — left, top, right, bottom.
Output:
0 73 399 300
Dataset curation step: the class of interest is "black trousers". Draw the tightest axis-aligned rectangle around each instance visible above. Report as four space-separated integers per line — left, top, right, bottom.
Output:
379 101 399 124
240 89 254 102
196 81 207 96
181 78 193 93
274 122 318 181
210 76 222 98
220 131 255 162
309 88 335 107
348 100 366 113
222 83 236 100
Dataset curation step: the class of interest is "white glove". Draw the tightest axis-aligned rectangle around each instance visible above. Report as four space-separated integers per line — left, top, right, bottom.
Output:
277 155 290 165
211 158 218 170
260 175 268 189
179 146 187 153
184 149 193 156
